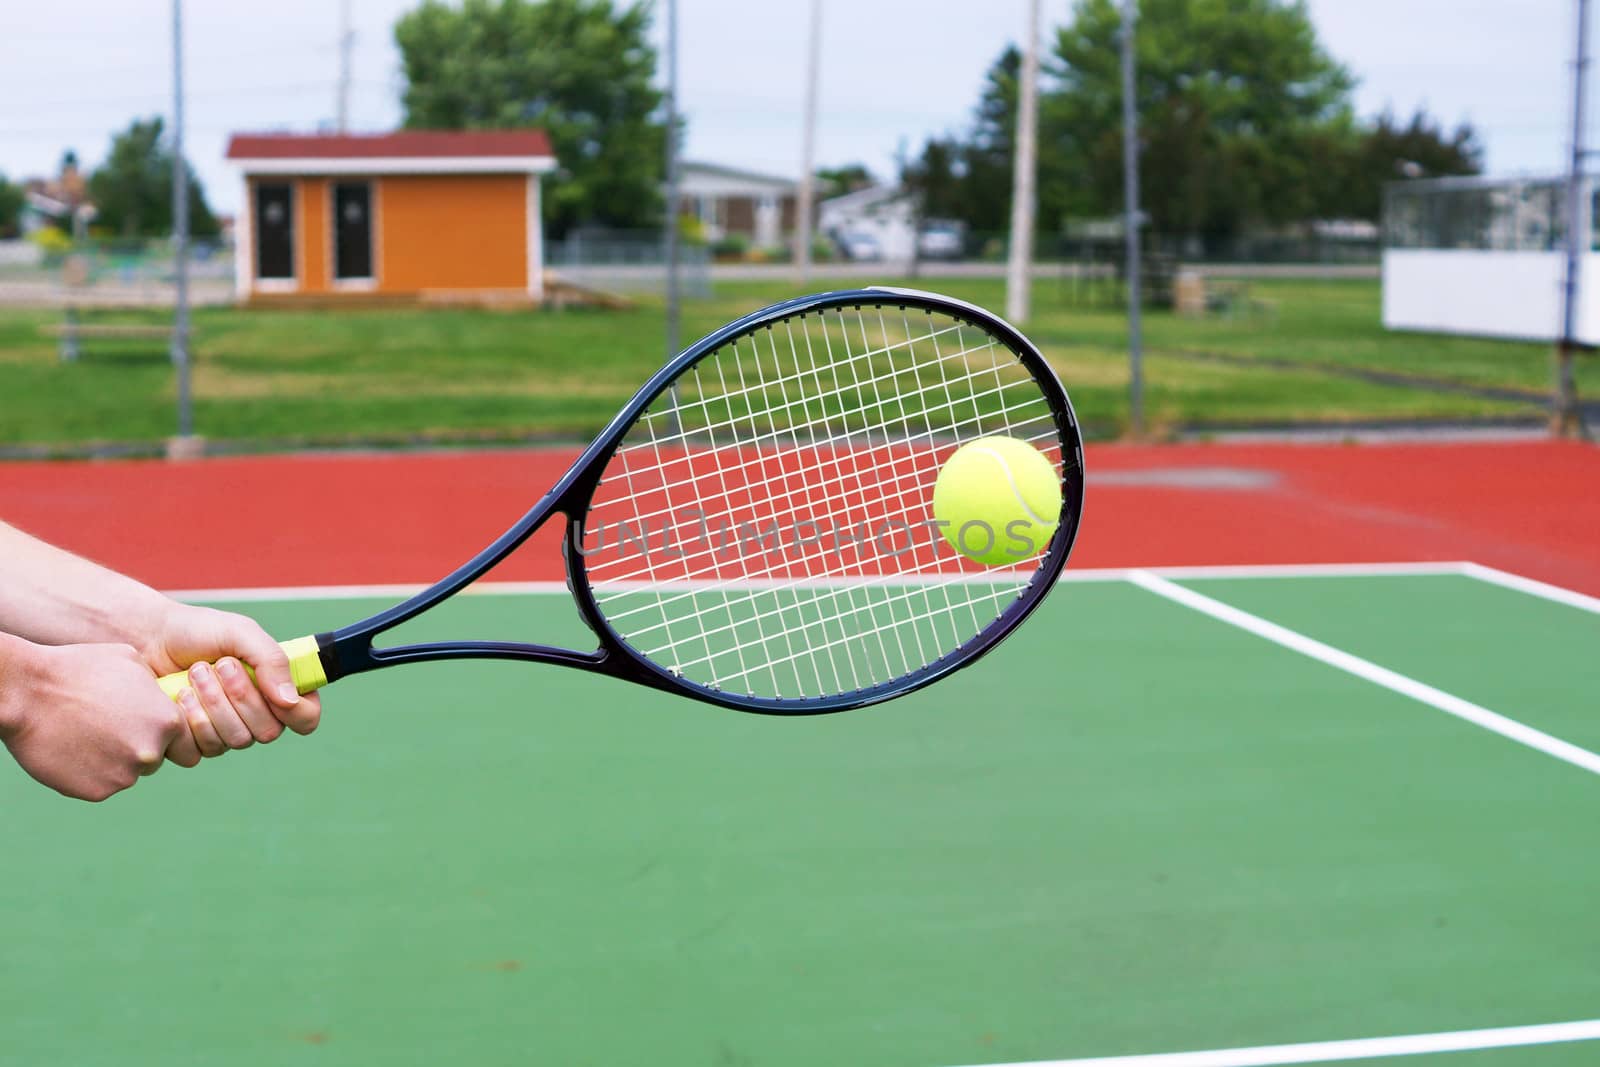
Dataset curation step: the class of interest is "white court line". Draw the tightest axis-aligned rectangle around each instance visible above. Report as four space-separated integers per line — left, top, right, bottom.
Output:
1127 569 1600 778
948 1017 1600 1067
1459 561 1600 616
162 561 1472 604
1130 561 1466 581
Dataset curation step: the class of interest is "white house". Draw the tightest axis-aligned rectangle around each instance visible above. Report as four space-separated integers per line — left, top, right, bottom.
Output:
817 184 917 261
1382 174 1600 343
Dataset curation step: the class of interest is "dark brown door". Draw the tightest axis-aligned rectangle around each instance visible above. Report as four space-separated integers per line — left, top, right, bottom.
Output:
334 182 373 280
254 182 293 280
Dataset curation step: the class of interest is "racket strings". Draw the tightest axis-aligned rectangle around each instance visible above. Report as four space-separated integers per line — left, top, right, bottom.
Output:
584 304 1070 700
583 327 1058 582
590 327 1052 597
579 389 1056 545
643 308 1056 684
595 310 1057 696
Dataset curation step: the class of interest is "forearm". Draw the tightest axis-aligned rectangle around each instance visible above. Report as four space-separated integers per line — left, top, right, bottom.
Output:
0 522 171 652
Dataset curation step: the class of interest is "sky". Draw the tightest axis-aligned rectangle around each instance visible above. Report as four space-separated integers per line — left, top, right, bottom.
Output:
0 0 1584 217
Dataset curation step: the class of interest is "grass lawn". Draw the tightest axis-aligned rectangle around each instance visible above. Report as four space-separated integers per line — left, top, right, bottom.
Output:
0 276 1584 451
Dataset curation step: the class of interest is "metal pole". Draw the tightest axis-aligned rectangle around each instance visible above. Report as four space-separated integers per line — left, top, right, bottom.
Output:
1556 0 1590 437
664 0 680 361
1005 0 1040 324
172 0 193 441
794 0 820 284
1121 0 1144 439
337 0 353 133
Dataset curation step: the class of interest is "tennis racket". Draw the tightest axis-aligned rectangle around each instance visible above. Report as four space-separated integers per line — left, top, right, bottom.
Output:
157 287 1084 715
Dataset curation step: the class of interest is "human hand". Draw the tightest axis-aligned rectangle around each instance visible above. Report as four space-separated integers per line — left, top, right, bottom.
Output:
0 641 201 802
141 603 323 758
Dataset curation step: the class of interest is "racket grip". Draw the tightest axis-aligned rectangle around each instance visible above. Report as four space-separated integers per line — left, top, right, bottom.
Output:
155 635 329 701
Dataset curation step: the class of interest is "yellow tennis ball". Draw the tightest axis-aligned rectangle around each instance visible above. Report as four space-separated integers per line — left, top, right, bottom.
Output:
932 436 1061 566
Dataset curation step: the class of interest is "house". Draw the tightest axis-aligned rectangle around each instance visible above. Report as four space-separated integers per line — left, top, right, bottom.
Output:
225 130 556 305
817 184 916 261
675 161 798 249
816 184 966 262
21 154 96 237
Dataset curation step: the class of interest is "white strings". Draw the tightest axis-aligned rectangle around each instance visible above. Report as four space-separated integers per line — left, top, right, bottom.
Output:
582 304 1070 701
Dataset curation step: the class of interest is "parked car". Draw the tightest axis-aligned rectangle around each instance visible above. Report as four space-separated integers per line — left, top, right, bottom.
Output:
838 231 883 261
917 225 963 260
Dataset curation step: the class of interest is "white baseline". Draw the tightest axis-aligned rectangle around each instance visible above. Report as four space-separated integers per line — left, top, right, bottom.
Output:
946 1017 1600 1067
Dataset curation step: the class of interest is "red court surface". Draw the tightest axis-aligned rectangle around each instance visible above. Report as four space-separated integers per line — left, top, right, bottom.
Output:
1 440 1595 596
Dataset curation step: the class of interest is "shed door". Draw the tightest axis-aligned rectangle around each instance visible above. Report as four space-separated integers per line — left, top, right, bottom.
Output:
254 182 294 280
333 181 374 281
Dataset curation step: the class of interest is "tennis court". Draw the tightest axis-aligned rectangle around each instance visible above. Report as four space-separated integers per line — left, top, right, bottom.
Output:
5 559 1597 1066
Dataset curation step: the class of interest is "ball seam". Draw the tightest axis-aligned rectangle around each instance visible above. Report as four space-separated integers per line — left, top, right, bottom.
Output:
967 443 1051 527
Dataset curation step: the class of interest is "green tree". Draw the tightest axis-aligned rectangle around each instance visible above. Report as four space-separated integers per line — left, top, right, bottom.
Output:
815 164 876 201
902 138 962 221
904 49 1031 237
916 1 1367 248
962 46 1031 233
0 174 23 238
1053 0 1355 248
87 117 219 239
1343 108 1483 220
395 0 666 237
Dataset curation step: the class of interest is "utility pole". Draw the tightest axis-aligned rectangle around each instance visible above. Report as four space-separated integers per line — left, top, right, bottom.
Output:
1121 0 1145 439
337 0 354 133
171 0 194 446
664 0 681 362
896 137 922 279
1556 0 1591 437
794 0 820 285
1005 0 1040 324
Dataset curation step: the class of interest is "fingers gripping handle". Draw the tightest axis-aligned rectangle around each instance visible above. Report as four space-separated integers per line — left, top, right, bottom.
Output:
155 635 329 701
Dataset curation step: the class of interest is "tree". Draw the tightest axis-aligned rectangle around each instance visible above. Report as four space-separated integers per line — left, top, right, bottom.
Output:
395 0 666 237
902 138 962 221
0 174 22 238
903 49 1032 237
1052 0 1355 248
815 164 876 201
87 117 219 239
1341 108 1483 220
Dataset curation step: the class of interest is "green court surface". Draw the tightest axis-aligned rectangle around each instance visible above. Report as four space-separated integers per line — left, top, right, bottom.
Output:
4 569 1598 1067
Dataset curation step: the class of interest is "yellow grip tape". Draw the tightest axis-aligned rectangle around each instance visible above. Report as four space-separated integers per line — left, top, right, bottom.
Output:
156 634 328 701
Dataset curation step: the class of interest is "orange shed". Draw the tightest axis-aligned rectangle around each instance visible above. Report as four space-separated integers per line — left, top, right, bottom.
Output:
225 130 556 306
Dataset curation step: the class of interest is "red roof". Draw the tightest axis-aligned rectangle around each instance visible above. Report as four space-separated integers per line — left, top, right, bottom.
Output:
226 130 553 160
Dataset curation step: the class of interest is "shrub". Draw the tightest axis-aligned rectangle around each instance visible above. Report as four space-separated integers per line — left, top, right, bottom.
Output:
711 234 749 259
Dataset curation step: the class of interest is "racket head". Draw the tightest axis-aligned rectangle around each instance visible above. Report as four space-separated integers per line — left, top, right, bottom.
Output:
563 287 1084 714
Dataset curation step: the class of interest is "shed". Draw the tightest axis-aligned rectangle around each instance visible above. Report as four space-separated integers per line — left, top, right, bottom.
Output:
225 130 556 306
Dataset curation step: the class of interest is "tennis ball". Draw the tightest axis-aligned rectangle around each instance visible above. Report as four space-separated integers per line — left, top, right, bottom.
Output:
932 436 1061 565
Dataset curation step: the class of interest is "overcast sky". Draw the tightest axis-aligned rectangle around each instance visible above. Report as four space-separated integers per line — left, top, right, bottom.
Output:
0 0 1583 216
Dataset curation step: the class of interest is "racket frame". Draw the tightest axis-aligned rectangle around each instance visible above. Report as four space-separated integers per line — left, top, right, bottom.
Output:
309 287 1085 714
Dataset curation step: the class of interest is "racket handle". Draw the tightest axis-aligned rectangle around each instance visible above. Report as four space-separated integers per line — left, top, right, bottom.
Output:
155 635 329 701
